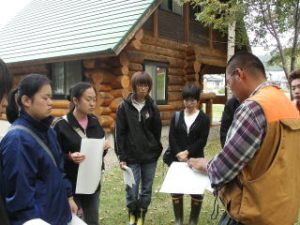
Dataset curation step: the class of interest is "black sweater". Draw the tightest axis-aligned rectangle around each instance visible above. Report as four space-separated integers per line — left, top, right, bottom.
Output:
169 110 210 162
53 112 107 193
115 94 163 164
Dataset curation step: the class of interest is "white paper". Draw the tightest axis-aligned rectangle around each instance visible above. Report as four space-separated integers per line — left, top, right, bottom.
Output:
68 214 87 225
160 162 212 194
123 166 136 188
23 219 50 225
75 138 104 194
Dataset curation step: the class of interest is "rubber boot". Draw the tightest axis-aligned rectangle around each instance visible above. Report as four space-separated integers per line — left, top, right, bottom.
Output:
128 211 136 225
172 196 183 225
188 197 203 225
136 208 146 225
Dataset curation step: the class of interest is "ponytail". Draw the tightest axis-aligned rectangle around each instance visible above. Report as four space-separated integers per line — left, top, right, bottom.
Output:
6 89 20 123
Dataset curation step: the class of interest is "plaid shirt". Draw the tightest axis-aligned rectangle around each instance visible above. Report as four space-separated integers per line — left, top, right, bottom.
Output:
207 82 276 189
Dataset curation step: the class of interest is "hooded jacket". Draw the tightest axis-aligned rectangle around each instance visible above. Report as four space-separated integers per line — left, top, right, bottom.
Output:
115 94 162 164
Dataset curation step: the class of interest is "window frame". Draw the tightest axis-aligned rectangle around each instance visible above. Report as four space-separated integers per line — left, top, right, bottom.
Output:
49 60 84 99
143 60 169 105
160 0 183 16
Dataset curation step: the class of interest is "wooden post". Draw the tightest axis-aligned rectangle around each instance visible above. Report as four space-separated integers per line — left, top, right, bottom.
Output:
153 10 159 38
183 3 190 43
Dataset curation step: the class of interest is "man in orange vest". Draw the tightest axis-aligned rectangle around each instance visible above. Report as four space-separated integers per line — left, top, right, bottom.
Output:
289 69 300 113
188 52 300 225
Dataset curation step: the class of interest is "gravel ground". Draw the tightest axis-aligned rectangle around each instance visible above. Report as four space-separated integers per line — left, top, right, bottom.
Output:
103 125 220 170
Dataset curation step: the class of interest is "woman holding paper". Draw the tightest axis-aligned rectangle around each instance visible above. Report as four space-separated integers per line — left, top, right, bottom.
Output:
54 82 110 225
0 74 77 225
168 84 210 225
115 71 162 225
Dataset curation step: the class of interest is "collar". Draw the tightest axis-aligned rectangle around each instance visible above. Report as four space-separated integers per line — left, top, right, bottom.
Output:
67 111 98 130
250 81 279 97
19 110 53 132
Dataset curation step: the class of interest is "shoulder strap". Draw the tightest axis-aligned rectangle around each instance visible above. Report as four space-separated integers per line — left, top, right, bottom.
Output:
63 115 86 138
174 111 180 128
10 125 57 167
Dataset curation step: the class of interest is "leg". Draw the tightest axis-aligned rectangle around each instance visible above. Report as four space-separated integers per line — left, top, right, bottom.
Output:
126 163 142 225
171 194 184 225
188 194 203 225
76 185 101 225
137 161 157 225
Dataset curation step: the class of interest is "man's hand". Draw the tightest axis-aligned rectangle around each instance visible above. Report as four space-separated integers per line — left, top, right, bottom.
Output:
119 161 127 170
176 150 189 162
68 197 78 214
69 152 85 164
187 158 209 174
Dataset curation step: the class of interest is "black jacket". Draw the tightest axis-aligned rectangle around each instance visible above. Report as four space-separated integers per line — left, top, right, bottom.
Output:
220 97 240 147
53 112 107 193
169 110 210 162
115 94 162 164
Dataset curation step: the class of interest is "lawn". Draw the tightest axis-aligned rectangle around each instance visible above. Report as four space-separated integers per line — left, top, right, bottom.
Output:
100 138 224 225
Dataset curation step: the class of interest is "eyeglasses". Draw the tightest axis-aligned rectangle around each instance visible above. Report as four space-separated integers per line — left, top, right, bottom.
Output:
226 69 238 88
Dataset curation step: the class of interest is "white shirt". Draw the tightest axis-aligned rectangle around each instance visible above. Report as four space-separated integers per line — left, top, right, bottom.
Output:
184 110 199 134
132 98 145 121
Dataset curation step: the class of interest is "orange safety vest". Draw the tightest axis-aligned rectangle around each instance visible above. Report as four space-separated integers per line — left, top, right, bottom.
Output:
219 86 300 225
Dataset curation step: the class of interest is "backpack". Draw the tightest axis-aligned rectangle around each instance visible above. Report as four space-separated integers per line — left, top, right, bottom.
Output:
163 111 180 166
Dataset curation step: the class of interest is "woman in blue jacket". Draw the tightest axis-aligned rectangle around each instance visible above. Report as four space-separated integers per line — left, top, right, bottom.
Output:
0 74 77 225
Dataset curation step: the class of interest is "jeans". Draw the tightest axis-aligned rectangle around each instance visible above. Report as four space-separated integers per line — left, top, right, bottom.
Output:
74 185 101 225
218 212 244 225
126 161 157 212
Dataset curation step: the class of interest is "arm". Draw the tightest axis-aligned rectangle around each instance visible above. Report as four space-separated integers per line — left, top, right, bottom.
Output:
207 101 266 188
151 105 162 144
114 103 127 163
187 114 210 157
1 134 42 223
169 112 182 155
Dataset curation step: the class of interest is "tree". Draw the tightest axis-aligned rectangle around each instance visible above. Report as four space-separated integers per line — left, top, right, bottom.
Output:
182 0 300 78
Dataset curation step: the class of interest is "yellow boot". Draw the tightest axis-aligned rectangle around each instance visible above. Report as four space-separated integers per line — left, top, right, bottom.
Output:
128 211 136 225
136 209 146 225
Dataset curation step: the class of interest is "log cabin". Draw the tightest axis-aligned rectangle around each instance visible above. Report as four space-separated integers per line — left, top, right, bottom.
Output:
0 0 236 132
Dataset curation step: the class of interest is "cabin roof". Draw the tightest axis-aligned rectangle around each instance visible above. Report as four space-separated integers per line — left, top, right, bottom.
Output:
0 0 160 64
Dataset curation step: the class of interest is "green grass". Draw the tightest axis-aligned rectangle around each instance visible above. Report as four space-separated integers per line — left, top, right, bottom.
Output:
100 139 223 225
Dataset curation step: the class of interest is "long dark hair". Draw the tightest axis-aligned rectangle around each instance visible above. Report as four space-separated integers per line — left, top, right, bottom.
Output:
68 82 96 112
6 74 51 123
0 58 13 101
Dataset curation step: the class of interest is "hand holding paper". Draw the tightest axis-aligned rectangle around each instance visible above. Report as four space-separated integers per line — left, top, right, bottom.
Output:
123 165 136 188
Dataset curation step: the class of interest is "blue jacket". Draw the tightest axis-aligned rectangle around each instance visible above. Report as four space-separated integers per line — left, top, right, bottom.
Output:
0 112 72 225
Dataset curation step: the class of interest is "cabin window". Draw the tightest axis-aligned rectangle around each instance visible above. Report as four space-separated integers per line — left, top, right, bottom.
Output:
161 0 183 16
50 60 83 98
144 62 168 104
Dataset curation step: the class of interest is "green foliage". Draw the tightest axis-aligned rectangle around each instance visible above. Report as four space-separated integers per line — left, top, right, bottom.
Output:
268 44 300 68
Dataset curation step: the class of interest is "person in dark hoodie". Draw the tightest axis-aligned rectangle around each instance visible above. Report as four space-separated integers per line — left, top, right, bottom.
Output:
115 71 162 225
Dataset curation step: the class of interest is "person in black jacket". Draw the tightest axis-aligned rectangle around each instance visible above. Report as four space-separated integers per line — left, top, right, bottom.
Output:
54 82 111 225
0 58 13 225
115 71 162 225
219 97 240 148
168 84 210 225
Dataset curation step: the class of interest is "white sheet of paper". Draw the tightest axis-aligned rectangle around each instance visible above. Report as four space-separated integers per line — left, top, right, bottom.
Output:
75 138 104 194
123 166 136 188
160 162 212 194
23 219 50 225
68 214 87 225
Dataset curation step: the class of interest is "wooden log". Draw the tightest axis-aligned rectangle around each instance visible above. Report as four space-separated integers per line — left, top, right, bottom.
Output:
168 68 185 77
128 39 141 50
86 69 118 84
110 75 130 89
168 75 185 85
158 104 176 111
184 67 195 75
193 61 201 74
185 74 197 82
142 34 187 52
97 84 112 92
168 85 183 92
83 59 95 69
139 43 185 59
160 111 173 121
109 97 123 111
135 29 144 41
127 50 185 68
129 63 143 72
99 115 114 127
51 108 68 117
52 100 69 109
8 64 48 75
168 92 182 101
111 66 129 76
200 92 216 101
111 89 130 98
110 112 116 120
98 92 114 107
168 100 183 109
109 55 129 68
98 106 112 115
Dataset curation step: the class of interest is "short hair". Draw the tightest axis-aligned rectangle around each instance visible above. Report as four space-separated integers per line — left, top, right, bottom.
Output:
288 69 300 84
182 84 201 101
227 52 266 78
0 58 13 100
131 71 152 93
